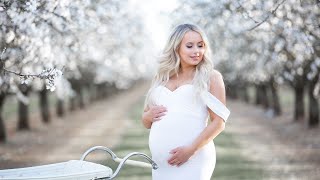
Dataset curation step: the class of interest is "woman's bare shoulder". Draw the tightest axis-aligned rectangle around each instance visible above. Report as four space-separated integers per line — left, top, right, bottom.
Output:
208 70 226 103
209 70 224 87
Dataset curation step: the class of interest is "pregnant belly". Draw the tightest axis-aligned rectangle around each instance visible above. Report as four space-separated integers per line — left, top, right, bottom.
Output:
148 112 204 162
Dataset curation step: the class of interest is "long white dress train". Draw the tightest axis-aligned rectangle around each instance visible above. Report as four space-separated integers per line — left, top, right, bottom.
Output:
148 84 230 180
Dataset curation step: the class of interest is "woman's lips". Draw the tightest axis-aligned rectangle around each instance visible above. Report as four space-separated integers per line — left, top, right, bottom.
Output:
190 56 200 60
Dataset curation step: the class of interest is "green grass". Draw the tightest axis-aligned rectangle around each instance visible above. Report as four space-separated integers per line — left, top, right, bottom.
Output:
102 98 151 180
103 98 265 180
213 133 265 179
3 92 57 121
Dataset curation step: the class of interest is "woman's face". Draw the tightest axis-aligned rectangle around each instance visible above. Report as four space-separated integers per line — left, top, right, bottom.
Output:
178 30 205 67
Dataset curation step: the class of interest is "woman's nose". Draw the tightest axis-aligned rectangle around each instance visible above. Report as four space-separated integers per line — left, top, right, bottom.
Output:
194 47 200 55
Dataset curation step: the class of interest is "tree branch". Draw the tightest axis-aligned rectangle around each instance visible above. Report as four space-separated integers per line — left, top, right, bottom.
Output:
2 68 50 77
247 0 287 31
236 2 259 23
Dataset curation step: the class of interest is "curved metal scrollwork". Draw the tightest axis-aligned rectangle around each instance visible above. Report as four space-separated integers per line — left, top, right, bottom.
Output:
80 146 158 179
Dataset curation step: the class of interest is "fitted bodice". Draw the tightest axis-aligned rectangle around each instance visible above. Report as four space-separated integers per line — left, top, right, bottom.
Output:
150 84 209 126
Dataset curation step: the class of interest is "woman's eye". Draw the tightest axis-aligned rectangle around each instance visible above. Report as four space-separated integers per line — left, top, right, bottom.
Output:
187 46 192 48
198 45 203 48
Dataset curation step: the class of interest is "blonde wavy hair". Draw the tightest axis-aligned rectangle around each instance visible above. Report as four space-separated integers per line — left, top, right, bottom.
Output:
144 23 214 108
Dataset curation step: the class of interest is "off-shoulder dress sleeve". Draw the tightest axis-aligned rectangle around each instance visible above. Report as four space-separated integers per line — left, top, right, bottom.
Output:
200 91 230 122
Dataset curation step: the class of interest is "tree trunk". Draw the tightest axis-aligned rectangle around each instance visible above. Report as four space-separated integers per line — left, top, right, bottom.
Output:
269 78 281 116
255 84 262 105
294 85 305 121
39 85 51 123
227 84 238 99
18 84 31 130
77 86 85 109
0 93 6 142
242 85 249 103
69 79 78 109
89 85 97 103
69 97 76 111
256 84 269 109
262 84 270 109
237 83 249 103
56 99 65 117
308 78 319 127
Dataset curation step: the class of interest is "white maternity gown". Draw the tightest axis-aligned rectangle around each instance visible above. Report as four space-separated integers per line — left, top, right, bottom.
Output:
148 84 230 180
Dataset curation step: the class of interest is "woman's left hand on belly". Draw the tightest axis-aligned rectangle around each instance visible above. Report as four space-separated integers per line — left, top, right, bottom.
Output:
167 145 196 167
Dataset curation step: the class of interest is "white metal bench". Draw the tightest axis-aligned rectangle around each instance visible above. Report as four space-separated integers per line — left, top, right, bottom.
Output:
0 146 158 180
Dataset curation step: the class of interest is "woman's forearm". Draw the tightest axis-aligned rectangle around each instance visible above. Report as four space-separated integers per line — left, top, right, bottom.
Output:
142 111 152 129
190 119 225 152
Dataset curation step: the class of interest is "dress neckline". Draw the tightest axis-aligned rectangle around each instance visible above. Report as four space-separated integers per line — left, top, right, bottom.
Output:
160 84 193 93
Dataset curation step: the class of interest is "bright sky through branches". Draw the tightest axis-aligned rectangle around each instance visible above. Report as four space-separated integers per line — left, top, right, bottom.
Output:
129 0 178 51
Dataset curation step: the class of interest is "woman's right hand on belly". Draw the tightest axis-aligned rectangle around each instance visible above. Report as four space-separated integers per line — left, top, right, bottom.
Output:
142 105 167 129
144 105 167 122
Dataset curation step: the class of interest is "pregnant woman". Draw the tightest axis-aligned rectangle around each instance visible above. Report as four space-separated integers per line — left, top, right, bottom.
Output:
142 24 230 180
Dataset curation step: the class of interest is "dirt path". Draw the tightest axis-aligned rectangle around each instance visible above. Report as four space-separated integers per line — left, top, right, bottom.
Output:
0 82 150 169
226 100 320 180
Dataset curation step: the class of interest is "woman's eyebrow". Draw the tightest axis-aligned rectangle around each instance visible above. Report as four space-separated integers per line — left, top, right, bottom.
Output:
186 41 203 44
